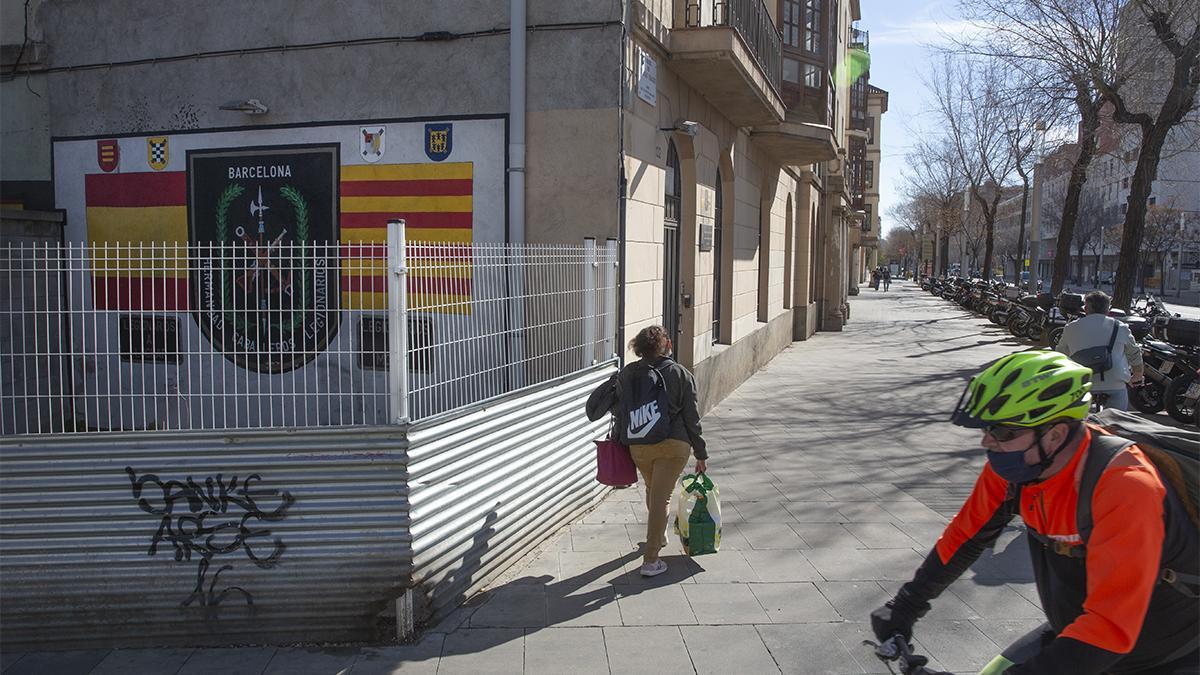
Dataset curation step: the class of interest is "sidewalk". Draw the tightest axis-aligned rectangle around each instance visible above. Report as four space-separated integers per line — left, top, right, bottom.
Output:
2 282 1042 674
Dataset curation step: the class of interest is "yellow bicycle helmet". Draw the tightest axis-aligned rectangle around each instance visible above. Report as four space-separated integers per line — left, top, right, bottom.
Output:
952 350 1093 428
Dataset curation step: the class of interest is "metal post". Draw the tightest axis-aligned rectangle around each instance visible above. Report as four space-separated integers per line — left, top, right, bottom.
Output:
387 219 409 424
583 238 597 367
1098 222 1104 287
1028 122 1047 294
604 238 618 359
1177 211 1185 297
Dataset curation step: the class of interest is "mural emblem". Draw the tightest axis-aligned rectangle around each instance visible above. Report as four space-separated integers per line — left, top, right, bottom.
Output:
187 145 340 373
147 136 169 171
360 126 385 163
97 139 120 172
424 123 453 162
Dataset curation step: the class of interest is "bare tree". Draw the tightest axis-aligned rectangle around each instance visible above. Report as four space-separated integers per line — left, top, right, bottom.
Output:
928 57 1022 280
1142 205 1186 294
956 0 1114 295
1095 2 1200 308
901 137 970 275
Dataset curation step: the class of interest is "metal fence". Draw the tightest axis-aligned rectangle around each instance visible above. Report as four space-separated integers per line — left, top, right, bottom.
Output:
1 224 618 434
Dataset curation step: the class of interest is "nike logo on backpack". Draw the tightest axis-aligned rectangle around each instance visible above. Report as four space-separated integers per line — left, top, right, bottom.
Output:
627 401 662 439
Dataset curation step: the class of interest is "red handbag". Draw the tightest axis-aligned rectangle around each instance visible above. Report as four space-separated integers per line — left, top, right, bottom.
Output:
594 437 637 486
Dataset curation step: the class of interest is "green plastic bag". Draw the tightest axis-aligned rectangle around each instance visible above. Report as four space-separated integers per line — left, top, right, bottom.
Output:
673 472 721 556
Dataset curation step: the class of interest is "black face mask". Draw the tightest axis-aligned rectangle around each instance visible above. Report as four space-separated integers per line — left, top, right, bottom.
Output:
986 427 1073 485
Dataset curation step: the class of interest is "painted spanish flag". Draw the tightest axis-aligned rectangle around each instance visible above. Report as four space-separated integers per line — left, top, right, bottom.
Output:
84 171 189 310
339 162 474 313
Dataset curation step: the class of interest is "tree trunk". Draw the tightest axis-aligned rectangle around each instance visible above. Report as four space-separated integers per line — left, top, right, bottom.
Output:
1113 124 1172 309
1016 179 1029 284
1051 91 1101 295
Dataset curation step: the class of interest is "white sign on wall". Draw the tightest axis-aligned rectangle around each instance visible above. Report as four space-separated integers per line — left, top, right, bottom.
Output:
637 47 657 106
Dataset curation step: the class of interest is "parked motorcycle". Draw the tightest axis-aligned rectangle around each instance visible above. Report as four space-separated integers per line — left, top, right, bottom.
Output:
1161 318 1200 425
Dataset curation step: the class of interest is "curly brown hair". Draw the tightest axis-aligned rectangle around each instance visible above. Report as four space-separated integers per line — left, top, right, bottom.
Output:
629 325 671 359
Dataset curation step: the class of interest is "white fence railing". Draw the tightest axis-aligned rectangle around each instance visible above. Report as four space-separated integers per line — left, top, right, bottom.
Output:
1 224 618 434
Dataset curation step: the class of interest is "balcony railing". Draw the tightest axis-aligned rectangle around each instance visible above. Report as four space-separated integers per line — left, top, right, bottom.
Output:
688 0 783 93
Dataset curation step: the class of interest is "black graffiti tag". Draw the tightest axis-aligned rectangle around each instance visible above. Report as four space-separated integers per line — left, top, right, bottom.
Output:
124 467 294 607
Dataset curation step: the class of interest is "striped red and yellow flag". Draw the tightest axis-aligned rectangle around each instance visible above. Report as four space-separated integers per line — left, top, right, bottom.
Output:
84 171 188 311
339 162 474 313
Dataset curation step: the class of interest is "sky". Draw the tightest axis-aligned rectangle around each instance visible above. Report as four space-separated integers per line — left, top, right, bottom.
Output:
859 0 964 236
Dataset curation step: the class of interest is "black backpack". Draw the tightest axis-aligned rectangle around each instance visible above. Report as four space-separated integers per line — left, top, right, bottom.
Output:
1027 409 1199 597
622 359 674 445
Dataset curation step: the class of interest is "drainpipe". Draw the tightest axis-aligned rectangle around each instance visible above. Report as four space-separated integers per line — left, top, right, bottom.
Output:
509 0 526 243
617 0 629 363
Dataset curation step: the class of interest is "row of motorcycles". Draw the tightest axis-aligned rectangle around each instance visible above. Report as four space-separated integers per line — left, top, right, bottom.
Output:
920 275 1200 427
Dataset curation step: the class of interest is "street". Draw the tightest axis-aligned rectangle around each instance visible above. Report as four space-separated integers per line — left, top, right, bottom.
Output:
2 282 1050 674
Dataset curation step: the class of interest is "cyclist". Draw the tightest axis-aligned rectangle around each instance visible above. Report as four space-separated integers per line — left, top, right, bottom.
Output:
871 350 1198 674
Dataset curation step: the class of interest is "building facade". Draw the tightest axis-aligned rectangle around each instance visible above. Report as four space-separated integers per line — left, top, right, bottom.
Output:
1 0 885 414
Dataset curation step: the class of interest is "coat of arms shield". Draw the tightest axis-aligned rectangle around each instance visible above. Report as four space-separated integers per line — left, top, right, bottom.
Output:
424 123 453 162
360 127 385 163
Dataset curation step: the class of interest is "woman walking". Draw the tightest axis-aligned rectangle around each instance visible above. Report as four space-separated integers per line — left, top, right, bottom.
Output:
588 325 708 577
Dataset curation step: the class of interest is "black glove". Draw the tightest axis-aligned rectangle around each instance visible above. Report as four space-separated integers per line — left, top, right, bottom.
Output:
871 598 921 643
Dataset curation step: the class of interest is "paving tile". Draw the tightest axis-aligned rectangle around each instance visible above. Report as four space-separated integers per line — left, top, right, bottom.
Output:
842 522 919 549
866 548 928 580
749 582 841 623
757 622 854 674
742 549 823 582
893 521 946 548
582 501 641 524
614 584 698 626
711 522 752 550
4 650 110 675
469 585 548 628
681 583 771 624
570 524 634 552
970 618 1050 651
1006 581 1044 610
835 502 896 522
436 628 524 675
781 502 844 523
947 582 1045 619
263 647 358 675
815 581 890 622
602 626 695 674
90 648 195 675
876 580 980 620
880 501 948 523
350 634 443 674
727 501 798 523
789 523 859 550
687 549 761 583
803 547 879 581
681 625 780 674
769 483 834 501
176 647 277 675
524 627 609 675
910 620 1002 673
719 482 784 501
830 622 903 674
558 550 637 585
738 522 808 549
510 550 561 583
818 483 877 501
546 584 624 627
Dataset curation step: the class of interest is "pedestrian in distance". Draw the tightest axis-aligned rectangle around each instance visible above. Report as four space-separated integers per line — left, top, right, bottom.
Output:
870 351 1197 674
586 325 708 577
1056 291 1144 411
871 268 881 291
882 266 891 292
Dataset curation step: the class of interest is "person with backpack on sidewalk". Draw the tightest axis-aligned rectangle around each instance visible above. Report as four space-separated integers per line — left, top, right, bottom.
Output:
1056 291 1144 411
871 351 1198 674
585 325 708 577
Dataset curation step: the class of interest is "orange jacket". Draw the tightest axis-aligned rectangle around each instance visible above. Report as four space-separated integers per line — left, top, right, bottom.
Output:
900 426 1198 674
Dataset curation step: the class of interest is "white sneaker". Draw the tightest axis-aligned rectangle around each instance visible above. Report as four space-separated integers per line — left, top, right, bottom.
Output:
639 560 668 577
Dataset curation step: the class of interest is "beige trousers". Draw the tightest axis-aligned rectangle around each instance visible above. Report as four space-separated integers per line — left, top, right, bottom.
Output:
630 438 692 563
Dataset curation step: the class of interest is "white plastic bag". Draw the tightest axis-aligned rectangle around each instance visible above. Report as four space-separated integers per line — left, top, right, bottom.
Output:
673 473 721 556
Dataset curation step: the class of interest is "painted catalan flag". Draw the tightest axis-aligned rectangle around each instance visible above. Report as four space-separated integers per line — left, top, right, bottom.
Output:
339 162 474 313
84 171 189 311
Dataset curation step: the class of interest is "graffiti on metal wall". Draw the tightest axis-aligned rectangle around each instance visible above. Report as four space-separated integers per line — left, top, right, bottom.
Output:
124 467 295 607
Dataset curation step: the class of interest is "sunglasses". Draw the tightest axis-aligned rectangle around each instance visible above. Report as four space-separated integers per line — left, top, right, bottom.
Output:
986 425 1030 442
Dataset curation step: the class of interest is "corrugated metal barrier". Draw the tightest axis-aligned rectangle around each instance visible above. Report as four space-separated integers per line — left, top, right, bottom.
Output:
406 360 615 622
0 427 410 648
